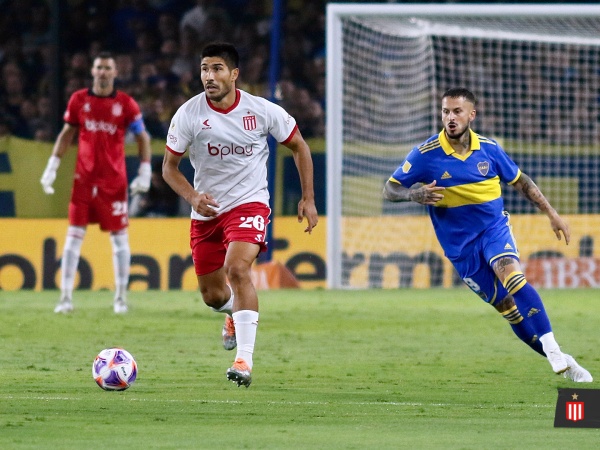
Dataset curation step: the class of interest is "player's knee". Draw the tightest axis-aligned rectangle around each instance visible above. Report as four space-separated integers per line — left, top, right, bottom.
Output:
109 231 130 253
199 285 229 308
223 261 252 285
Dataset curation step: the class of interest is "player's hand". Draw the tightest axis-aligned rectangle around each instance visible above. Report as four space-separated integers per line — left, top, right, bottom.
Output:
410 180 445 205
40 156 61 195
192 192 220 217
298 198 318 234
130 161 152 195
549 213 571 245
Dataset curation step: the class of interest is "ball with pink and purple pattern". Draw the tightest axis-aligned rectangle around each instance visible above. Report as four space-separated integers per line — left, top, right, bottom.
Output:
92 348 137 391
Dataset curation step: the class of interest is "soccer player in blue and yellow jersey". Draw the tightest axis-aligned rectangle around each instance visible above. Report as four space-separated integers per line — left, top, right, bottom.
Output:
384 87 592 382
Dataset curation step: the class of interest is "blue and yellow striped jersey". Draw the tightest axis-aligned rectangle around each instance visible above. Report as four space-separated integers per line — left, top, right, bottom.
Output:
389 129 521 260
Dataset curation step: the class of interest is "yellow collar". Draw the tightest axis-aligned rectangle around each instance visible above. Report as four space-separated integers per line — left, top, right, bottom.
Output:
439 129 480 158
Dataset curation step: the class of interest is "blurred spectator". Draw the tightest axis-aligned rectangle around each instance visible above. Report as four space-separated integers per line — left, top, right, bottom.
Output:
115 53 138 91
67 52 91 79
142 97 170 139
0 115 11 138
180 0 232 46
34 124 53 142
36 96 52 124
1 66 31 137
173 28 197 75
157 12 179 42
237 54 268 97
110 0 159 52
19 98 42 138
179 0 210 36
21 1 51 56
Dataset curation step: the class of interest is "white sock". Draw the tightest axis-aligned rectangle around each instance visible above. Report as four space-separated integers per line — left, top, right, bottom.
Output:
232 310 259 368
60 226 86 300
540 332 560 353
110 231 130 300
210 286 234 315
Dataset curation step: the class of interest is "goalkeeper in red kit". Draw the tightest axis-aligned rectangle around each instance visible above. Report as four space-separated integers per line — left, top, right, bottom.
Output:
40 52 152 314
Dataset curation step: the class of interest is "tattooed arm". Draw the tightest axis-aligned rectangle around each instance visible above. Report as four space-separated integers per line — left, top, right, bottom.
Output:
512 173 570 244
383 180 445 205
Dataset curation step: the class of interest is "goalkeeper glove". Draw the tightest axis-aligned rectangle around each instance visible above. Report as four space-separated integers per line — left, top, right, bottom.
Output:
40 155 61 194
130 161 152 195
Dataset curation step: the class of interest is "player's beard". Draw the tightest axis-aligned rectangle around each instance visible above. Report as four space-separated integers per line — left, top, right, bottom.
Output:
205 84 232 103
97 78 112 91
445 123 469 140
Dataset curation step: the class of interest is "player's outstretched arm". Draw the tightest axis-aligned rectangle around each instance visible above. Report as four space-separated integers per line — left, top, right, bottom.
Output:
512 172 570 245
282 129 318 234
383 179 445 205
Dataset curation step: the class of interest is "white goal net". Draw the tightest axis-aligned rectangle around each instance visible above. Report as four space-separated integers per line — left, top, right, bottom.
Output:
326 3 600 289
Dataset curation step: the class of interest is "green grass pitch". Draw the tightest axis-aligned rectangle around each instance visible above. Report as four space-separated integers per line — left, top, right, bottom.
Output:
1 288 598 449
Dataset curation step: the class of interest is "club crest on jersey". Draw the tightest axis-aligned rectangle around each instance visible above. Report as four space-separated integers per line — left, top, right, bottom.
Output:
112 103 123 117
83 103 91 112
477 161 490 176
243 115 257 131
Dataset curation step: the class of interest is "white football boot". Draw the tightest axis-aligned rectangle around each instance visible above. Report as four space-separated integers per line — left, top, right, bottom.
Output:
563 354 593 382
54 297 74 314
113 297 128 314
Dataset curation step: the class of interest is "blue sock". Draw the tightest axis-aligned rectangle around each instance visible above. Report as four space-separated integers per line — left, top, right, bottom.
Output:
503 271 552 336
501 305 545 356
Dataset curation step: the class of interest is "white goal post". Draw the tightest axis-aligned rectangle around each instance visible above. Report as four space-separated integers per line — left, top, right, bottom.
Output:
326 3 600 289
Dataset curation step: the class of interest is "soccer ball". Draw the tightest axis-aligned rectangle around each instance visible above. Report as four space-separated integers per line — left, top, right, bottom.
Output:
92 348 138 391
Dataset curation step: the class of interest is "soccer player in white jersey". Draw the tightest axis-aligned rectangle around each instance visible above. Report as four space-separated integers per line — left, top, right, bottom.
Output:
162 42 318 387
40 52 152 314
384 87 592 382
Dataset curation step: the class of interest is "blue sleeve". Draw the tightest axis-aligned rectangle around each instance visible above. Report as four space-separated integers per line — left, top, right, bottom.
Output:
128 118 146 135
390 147 425 187
493 143 520 184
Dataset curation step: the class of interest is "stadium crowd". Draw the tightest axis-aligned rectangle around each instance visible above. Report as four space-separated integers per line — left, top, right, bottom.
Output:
2 0 598 145
0 0 326 142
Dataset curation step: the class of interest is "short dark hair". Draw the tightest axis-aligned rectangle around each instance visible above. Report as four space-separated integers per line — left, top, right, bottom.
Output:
95 51 114 61
442 87 477 105
201 42 239 69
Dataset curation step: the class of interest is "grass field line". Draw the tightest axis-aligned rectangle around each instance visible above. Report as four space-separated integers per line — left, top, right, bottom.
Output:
0 394 554 409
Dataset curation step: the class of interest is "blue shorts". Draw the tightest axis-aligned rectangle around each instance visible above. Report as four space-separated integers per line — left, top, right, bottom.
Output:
450 212 519 306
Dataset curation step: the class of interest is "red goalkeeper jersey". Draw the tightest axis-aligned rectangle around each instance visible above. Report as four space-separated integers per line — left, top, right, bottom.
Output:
64 88 143 187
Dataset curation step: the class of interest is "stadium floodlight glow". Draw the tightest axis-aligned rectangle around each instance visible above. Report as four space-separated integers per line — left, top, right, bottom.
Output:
326 3 600 289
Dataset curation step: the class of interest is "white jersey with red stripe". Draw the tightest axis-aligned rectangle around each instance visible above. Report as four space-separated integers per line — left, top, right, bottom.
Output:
166 89 297 220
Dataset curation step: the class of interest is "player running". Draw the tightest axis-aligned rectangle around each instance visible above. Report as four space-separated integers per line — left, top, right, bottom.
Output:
41 52 152 314
384 87 592 382
162 42 318 387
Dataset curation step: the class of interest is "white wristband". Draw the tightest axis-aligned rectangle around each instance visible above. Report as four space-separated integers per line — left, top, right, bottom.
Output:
46 155 61 171
138 161 151 176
